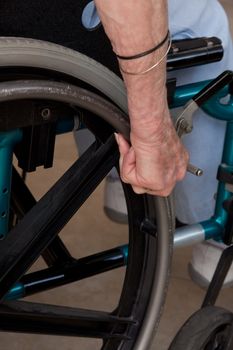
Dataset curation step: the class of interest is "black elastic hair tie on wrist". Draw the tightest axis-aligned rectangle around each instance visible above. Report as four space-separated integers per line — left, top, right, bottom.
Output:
115 30 170 60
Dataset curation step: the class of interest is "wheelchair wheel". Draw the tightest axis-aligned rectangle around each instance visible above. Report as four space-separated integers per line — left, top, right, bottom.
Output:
169 306 233 350
0 37 174 350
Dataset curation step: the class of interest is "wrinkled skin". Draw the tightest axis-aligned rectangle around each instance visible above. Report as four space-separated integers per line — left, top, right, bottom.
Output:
95 0 189 196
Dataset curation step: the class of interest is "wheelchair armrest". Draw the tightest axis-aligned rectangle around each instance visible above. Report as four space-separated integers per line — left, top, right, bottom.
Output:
167 37 223 71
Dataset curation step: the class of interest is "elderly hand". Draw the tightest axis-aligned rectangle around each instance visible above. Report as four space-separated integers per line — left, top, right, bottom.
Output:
115 109 189 197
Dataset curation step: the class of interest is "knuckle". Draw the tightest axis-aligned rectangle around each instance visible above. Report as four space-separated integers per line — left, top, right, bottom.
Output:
159 187 173 197
155 190 170 197
120 172 129 184
177 169 186 181
132 186 143 194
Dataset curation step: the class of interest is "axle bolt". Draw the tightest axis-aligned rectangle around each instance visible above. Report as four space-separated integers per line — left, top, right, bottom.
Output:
41 108 51 120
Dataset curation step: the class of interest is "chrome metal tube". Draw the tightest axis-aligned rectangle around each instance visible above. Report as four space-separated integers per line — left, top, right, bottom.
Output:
174 224 205 248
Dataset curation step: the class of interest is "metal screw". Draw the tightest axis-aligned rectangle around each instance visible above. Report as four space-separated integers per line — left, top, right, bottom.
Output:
177 118 193 136
181 119 193 133
185 125 193 133
41 108 51 120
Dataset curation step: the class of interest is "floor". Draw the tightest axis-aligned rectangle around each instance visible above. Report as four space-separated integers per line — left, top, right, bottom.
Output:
1 1 233 349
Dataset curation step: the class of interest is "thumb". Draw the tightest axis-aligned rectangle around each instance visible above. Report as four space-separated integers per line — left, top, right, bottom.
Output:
114 133 130 157
115 133 132 182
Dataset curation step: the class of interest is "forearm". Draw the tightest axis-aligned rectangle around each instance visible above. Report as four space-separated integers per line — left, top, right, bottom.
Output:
94 0 168 55
94 0 169 139
94 0 188 196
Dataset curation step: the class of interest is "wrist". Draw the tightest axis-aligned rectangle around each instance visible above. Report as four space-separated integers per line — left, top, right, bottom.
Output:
126 74 169 123
118 32 170 76
130 106 173 143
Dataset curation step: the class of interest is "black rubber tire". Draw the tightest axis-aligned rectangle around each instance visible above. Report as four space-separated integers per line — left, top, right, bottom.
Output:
0 37 174 350
169 306 233 350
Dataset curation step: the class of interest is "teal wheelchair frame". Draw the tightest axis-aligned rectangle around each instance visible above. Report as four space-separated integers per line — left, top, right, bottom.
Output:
174 74 233 245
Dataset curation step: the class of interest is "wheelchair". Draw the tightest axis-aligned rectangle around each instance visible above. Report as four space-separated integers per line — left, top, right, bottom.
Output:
0 2 233 349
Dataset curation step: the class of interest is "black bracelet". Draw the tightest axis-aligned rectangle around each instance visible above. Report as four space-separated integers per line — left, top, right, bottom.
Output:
115 30 170 60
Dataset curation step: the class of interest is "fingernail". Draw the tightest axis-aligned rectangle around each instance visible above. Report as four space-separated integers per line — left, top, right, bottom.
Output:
114 132 119 144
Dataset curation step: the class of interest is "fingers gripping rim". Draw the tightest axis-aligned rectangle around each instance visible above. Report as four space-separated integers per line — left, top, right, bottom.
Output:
0 37 174 349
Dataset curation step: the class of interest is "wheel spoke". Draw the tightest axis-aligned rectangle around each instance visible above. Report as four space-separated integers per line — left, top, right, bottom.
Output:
0 300 134 340
5 245 128 300
0 135 118 300
11 166 73 266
